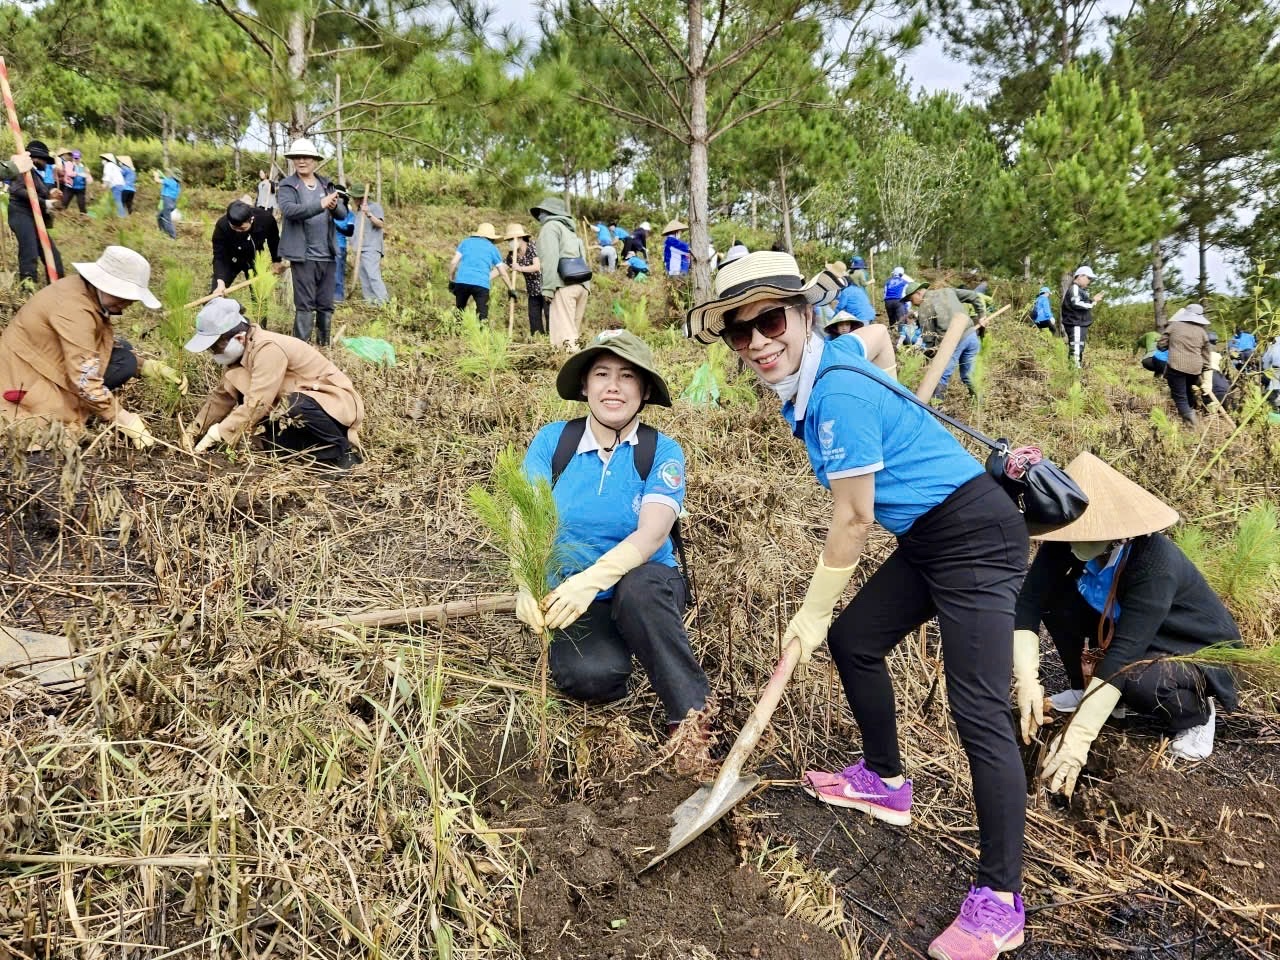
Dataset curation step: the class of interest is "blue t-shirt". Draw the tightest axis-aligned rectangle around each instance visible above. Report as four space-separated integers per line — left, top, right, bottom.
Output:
523 421 686 597
1231 331 1257 352
1077 544 1131 617
455 236 502 289
664 236 690 275
834 284 876 323
783 336 983 536
40 164 55 186
884 276 907 301
121 166 137 190
595 223 613 245
160 177 181 200
612 226 630 241
335 212 356 252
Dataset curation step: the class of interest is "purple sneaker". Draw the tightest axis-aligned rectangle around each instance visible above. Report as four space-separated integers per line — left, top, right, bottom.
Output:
802 759 912 825
928 887 1025 960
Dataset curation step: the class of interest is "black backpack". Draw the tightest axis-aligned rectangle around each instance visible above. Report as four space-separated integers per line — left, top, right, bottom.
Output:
550 417 693 605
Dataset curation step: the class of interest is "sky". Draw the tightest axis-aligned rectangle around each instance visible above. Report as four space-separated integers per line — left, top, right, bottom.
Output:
481 0 1238 293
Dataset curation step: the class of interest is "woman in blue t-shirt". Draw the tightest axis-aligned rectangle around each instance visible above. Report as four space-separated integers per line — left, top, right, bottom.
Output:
448 222 513 321
686 251 1031 960
518 331 710 754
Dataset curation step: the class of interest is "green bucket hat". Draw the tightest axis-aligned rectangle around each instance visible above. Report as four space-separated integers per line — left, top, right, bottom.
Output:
555 330 672 407
902 280 930 298
530 196 570 220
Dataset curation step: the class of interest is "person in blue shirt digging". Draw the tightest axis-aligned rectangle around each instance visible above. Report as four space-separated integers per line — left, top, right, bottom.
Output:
686 251 1031 960
518 330 712 766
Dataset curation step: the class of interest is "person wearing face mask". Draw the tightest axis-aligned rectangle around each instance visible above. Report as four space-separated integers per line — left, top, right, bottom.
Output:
531 197 591 350
517 331 711 769
686 252 1031 960
6 140 64 287
0 246 181 448
183 298 364 468
1011 453 1239 783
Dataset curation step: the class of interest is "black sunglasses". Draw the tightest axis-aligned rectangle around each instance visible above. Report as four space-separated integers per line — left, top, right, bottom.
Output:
720 305 790 351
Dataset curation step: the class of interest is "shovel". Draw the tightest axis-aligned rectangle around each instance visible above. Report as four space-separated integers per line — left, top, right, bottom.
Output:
644 638 803 871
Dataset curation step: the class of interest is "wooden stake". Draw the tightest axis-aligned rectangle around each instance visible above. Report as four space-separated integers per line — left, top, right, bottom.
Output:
304 595 516 631
351 183 368 299
916 314 970 401
183 266 289 310
0 57 59 282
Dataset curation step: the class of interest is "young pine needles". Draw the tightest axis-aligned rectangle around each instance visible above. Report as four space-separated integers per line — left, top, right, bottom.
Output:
455 305 510 378
1177 502 1280 640
246 248 277 326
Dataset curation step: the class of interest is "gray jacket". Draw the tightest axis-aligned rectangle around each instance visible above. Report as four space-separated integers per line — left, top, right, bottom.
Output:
277 173 348 261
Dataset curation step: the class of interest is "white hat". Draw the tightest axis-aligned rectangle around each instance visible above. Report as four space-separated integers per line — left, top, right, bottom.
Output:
284 137 323 159
185 298 246 352
639 221 652 231
1169 303 1208 325
685 251 847 344
891 266 904 277
72 246 160 309
1074 265 1097 279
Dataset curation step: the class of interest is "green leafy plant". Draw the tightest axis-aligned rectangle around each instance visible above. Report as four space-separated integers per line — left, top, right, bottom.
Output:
1177 503 1280 639
246 248 278 326
455 305 509 379
611 295 652 337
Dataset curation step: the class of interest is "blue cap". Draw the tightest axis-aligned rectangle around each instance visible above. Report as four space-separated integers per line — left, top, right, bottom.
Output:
850 256 867 270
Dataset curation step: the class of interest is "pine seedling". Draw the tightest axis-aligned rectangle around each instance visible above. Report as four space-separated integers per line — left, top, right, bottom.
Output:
159 263 194 352
247 248 277 326
455 305 509 378
1216 503 1280 626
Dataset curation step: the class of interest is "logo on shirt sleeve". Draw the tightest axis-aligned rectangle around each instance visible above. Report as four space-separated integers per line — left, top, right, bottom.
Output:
658 459 684 490
819 420 836 452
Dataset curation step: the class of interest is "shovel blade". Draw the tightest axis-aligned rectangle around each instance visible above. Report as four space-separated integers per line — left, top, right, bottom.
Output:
643 774 761 871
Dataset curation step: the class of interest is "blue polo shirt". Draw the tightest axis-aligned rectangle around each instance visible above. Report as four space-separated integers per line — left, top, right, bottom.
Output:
455 236 501 289
160 177 181 201
783 335 982 536
834 284 876 323
524 420 685 596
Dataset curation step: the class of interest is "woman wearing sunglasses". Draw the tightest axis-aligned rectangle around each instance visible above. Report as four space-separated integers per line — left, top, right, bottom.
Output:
686 252 1030 960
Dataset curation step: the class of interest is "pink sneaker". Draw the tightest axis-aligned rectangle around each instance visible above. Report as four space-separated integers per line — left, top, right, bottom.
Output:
802 759 912 825
928 887 1025 960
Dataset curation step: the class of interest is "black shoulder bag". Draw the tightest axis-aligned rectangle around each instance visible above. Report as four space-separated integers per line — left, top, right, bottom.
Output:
815 365 1088 530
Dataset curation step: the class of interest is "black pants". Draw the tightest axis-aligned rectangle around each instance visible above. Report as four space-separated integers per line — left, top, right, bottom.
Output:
105 339 139 391
528 291 545 335
121 189 135 214
1165 368 1198 422
8 212 63 285
885 299 906 325
290 260 336 343
454 283 490 321
61 188 87 213
1064 323 1088 367
549 562 707 724
261 394 352 464
1042 589 1211 733
828 473 1029 892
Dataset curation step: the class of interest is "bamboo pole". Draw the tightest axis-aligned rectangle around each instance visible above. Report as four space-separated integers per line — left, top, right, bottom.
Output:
304 595 517 631
0 57 59 282
184 266 289 310
351 182 368 299
916 314 970 401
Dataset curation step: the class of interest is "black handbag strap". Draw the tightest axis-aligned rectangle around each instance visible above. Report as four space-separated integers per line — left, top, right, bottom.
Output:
814 364 1007 455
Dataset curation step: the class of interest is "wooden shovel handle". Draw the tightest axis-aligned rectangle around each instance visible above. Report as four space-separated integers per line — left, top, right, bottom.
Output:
716 639 803 780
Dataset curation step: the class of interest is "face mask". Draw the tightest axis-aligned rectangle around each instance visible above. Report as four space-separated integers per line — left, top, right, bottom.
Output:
1070 540 1111 562
213 336 245 366
536 211 549 223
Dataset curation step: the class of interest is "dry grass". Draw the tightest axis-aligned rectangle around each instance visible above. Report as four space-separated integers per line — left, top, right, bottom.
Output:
1 193 1277 957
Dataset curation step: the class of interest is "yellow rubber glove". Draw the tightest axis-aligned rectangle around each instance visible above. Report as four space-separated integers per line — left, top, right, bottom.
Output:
113 409 155 449
1012 629 1045 744
193 422 223 454
783 555 857 666
1041 677 1122 797
515 586 545 633
141 358 188 395
543 542 644 631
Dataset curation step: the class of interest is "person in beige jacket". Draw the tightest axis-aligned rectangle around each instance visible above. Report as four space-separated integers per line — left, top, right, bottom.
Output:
184 298 364 467
1156 303 1211 425
0 246 184 448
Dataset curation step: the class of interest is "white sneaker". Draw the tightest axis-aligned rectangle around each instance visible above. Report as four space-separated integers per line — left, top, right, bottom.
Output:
1169 699 1215 761
1049 688 1128 720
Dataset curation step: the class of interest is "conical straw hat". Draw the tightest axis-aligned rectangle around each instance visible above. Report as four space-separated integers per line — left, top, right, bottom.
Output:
1032 452 1179 542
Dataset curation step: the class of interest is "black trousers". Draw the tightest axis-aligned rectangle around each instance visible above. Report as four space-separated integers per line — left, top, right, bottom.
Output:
8 212 63 285
528 291 545 335
261 394 352 464
885 298 906 325
106 339 139 391
290 260 336 343
549 562 707 724
1063 323 1088 366
828 473 1029 892
454 283 490 321
61 188 87 213
121 189 135 214
1042 589 1211 733
1165 368 1198 421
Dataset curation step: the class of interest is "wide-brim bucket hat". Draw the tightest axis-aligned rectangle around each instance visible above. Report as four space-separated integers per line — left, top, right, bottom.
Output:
685 251 846 345
1032 452 1179 542
26 140 54 162
555 330 672 407
662 219 687 235
472 222 500 241
72 246 160 309
54 147 72 158
284 137 323 159
530 196 569 220
184 297 245 352
1169 303 1208 325
503 222 530 241
825 261 849 279
902 280 930 299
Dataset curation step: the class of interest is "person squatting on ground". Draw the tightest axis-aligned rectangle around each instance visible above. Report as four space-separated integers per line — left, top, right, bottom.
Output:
5 140 64 287
349 185 389 305
515 331 711 764
1032 286 1055 329
1014 453 1239 779
822 309 898 380
1157 303 1211 425
504 223 544 335
154 168 182 239
686 251 1031 960
904 280 987 400
594 221 618 272
0 246 185 449
183 298 364 468
278 138 348 345
449 222 514 322
210 199 283 300
532 197 592 350
1061 266 1103 368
